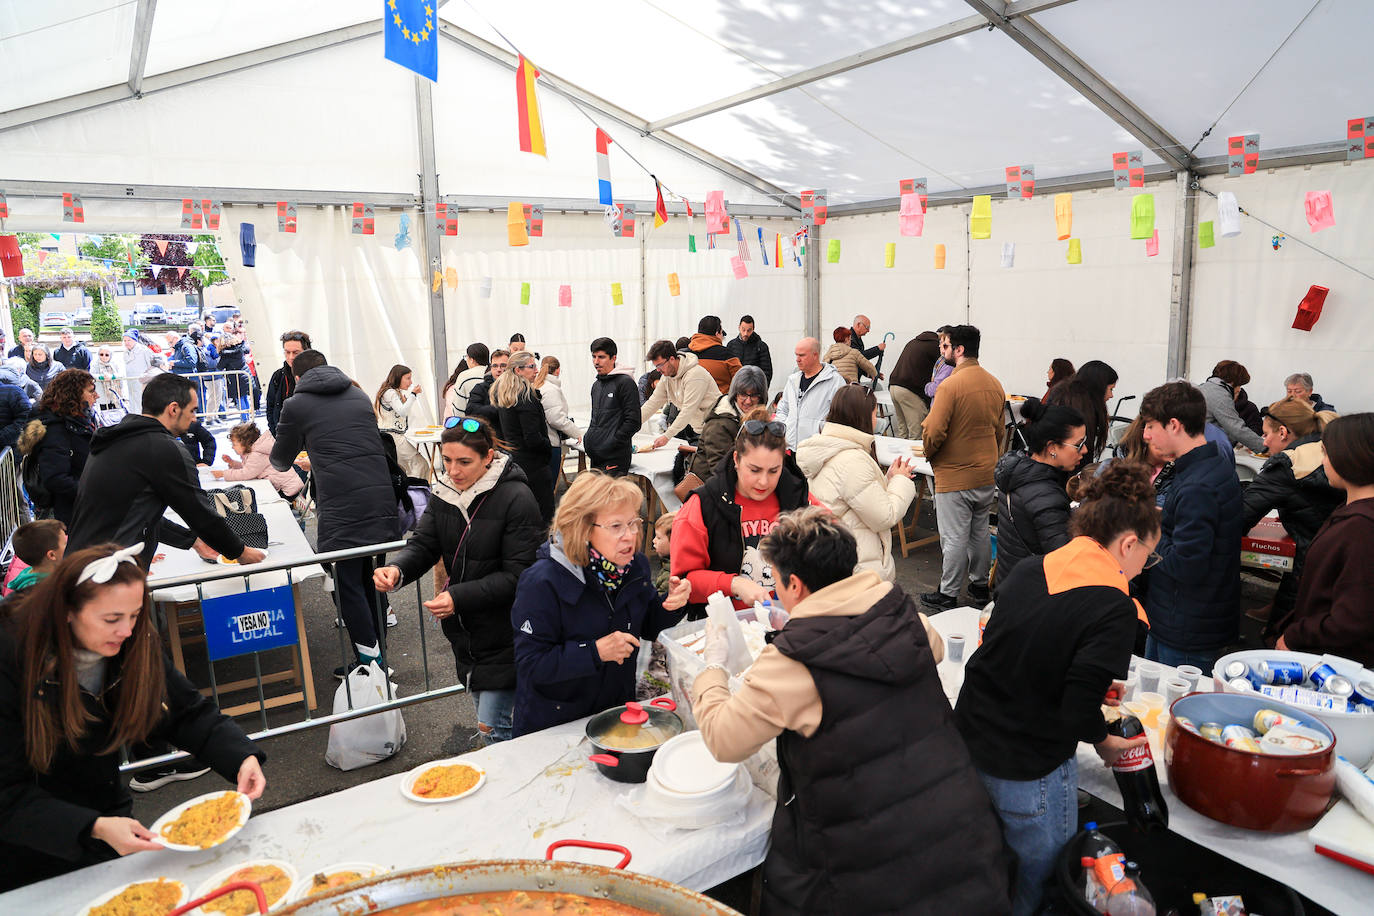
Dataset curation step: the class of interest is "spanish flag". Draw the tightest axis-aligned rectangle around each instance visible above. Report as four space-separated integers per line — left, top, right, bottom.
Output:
653 177 668 228
516 55 547 157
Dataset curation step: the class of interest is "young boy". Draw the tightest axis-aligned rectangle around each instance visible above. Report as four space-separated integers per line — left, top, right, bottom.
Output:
6 519 68 594
637 511 678 700
652 511 676 594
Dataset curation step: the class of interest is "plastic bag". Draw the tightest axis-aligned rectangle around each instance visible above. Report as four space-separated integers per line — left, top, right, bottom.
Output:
325 661 407 770
704 591 753 675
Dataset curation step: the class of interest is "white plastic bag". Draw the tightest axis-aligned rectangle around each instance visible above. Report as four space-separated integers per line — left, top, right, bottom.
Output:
325 661 407 770
704 591 753 675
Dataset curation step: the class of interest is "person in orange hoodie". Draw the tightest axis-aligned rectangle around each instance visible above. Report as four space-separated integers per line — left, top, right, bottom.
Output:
687 315 741 394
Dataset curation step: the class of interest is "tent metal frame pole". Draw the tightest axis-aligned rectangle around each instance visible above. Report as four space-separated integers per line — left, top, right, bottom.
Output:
963 0 1190 171
127 0 158 97
647 0 1078 133
639 218 648 363
805 222 820 342
1167 170 1197 380
438 194 795 219
0 178 418 208
415 77 449 406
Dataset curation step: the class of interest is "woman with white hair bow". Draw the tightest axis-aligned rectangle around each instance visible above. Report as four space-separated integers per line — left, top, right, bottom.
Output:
0 542 265 891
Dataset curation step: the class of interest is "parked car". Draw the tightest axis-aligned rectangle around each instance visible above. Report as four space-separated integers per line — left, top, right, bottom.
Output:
72 307 93 326
175 306 200 325
209 306 241 324
40 311 67 328
133 302 167 325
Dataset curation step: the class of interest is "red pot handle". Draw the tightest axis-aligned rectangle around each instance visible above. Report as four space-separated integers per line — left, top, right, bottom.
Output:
168 881 269 916
546 839 633 869
650 697 678 711
588 753 620 766
1276 767 1326 777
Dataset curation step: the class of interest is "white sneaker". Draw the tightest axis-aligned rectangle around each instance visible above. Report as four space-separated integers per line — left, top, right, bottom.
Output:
386 610 398 628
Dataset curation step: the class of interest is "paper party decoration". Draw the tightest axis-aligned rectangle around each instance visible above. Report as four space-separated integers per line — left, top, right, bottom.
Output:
667 273 680 296
434 202 458 236
558 284 571 307
813 205 828 226
1198 221 1215 248
351 202 375 235
276 201 297 233
383 0 437 80
432 270 442 292
731 255 748 279
445 267 458 289
611 282 624 305
180 198 203 229
1005 166 1021 198
757 227 769 266
1304 191 1334 232
688 235 696 252
1000 242 1015 268
934 244 946 269
507 203 529 246
705 191 728 234
775 233 782 267
1112 152 1129 189
203 199 222 229
653 179 668 229
970 195 992 239
480 277 492 298
154 239 169 257
1228 134 1260 175
516 55 547 157
0 190 7 218
1130 194 1155 240
1346 117 1374 160
1054 193 1072 240
595 128 614 204
1020 165 1035 199
394 213 412 250
63 192 85 223
1292 285 1328 332
1217 192 1241 238
826 239 841 263
1066 239 1082 264
520 282 531 305
884 243 895 269
617 203 636 238
734 219 750 261
899 193 924 237
1128 151 1145 188
0 235 24 278
528 204 544 238
1145 229 1159 257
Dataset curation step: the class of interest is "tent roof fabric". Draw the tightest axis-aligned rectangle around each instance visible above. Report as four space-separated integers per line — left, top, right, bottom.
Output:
0 0 1369 204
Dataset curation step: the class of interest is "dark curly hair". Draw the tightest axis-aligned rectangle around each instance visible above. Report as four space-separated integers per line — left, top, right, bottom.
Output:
1070 460 1160 545
38 369 94 418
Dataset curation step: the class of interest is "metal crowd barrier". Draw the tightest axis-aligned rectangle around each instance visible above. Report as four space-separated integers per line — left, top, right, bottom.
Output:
0 446 31 549
123 540 465 773
96 369 257 426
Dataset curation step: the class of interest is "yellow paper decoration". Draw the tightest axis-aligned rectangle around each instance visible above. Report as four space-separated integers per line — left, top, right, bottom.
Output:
884 243 895 269
507 202 529 247
667 272 680 296
934 244 947 269
827 239 841 263
1054 193 1073 240
1066 239 1082 264
431 270 443 292
445 267 458 290
970 195 992 239
520 282 530 304
611 282 624 306
1130 194 1155 240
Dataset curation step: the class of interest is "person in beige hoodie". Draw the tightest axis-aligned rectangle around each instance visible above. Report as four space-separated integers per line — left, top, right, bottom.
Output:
690 508 1012 915
640 341 720 448
795 385 916 580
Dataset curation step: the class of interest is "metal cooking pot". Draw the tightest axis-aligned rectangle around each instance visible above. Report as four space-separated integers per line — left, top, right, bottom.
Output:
272 840 743 915
586 698 683 783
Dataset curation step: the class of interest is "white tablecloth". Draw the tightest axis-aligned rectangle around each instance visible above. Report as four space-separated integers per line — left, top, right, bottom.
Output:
927 607 1374 914
569 437 686 511
873 434 935 480
0 717 773 913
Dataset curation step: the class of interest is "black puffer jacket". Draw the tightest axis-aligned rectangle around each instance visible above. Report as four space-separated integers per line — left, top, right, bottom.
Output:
389 457 543 690
993 451 1072 590
0 382 31 449
497 390 552 468
0 626 263 890
21 409 95 525
582 371 640 464
464 375 498 424
269 366 399 551
1241 435 1343 555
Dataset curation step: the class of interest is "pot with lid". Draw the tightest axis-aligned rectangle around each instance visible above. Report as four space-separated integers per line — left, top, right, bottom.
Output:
586 698 682 783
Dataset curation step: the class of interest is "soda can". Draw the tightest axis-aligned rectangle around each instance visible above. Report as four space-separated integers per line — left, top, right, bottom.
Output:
1199 722 1225 742
1222 724 1262 753
1253 708 1297 734
1174 716 1200 736
1352 681 1374 710
1228 677 1256 693
1258 659 1306 685
1309 664 1354 698
1224 660 1260 687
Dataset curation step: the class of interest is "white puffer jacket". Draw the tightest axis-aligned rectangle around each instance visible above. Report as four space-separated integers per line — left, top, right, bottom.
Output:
795 422 917 581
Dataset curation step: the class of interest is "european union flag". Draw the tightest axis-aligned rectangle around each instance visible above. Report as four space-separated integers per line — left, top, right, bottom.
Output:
384 0 438 81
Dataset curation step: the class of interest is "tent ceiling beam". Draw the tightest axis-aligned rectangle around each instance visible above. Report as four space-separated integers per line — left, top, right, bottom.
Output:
645 0 1079 134
964 0 1191 171
127 0 158 97
0 20 384 134
415 76 449 412
0 178 418 208
436 21 798 210
439 194 796 218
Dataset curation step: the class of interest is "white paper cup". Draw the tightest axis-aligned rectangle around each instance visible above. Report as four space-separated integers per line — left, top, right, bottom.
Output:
1137 662 1162 694
1164 677 1191 704
946 634 966 663
1122 675 1140 703
1176 664 1203 690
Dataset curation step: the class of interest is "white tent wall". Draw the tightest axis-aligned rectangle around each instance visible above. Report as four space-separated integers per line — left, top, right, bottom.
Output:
1190 159 1373 413
821 185 1176 405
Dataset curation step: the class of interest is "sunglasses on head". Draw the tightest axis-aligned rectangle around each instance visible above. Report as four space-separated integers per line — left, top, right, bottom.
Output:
739 419 786 438
444 417 483 432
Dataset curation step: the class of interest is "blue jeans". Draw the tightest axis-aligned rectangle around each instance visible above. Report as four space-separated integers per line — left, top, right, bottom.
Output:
1144 635 1222 673
471 689 514 743
978 756 1077 916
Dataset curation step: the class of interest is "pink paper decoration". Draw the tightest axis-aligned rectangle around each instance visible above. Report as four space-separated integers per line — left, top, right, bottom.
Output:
899 193 924 237
1145 229 1159 257
730 255 748 279
558 284 572 307
1305 191 1335 233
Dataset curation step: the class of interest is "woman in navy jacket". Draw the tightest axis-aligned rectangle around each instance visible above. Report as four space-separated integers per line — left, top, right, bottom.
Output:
511 472 690 736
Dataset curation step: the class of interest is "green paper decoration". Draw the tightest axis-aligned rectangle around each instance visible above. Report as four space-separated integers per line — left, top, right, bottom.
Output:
520 282 530 305
688 235 696 253
1199 221 1215 248
827 239 841 263
1130 193 1155 240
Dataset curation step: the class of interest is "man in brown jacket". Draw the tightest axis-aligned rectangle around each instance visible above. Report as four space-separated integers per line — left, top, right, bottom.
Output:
920 324 1006 610
688 315 742 394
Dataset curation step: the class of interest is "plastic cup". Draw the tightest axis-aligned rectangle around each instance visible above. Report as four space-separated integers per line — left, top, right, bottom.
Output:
1123 699 1150 724
1137 691 1166 729
1176 664 1203 690
945 634 966 663
1137 662 1162 694
1164 677 1190 704
1128 657 1139 676
1122 675 1139 704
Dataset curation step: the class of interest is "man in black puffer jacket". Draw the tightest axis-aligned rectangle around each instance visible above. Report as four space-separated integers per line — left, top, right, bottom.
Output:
583 338 640 476
992 450 1073 592
0 375 30 449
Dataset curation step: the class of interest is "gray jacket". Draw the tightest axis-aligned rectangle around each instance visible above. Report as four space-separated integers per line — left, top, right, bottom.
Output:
0 360 41 402
1199 377 1264 452
269 366 399 550
775 362 845 450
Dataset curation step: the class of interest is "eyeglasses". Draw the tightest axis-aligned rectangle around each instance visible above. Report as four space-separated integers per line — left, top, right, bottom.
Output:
1144 550 1162 569
444 417 482 431
592 518 642 539
1064 437 1088 451
739 419 786 438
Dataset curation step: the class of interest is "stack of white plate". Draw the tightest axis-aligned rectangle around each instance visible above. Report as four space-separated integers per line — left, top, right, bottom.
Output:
644 731 746 809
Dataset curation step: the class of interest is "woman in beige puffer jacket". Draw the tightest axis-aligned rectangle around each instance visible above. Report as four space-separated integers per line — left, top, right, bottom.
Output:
795 386 917 580
822 326 879 385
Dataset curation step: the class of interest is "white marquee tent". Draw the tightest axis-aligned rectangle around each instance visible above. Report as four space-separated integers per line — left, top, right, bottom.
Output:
2 0 1371 419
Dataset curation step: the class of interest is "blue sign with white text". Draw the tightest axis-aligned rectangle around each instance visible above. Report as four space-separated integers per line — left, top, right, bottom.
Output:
202 586 299 662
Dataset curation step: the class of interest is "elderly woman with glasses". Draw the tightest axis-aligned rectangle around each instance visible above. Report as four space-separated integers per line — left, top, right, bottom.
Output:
374 417 543 742
673 407 820 618
678 364 768 497
510 472 690 736
991 398 1088 592
0 543 264 891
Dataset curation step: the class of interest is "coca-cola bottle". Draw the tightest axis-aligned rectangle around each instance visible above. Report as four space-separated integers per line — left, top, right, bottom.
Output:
1107 714 1169 832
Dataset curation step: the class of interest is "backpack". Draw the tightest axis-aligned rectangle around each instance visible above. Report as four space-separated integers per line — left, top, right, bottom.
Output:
19 418 64 511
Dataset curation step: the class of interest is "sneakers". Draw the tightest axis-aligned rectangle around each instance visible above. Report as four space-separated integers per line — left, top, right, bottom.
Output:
386 609 398 628
967 582 992 605
920 591 959 612
129 763 211 792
